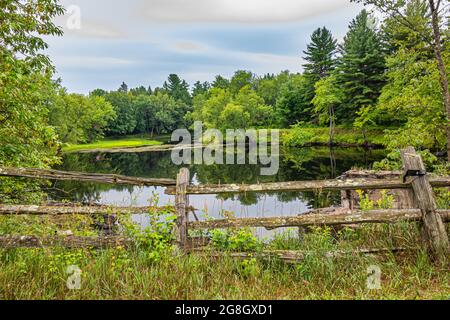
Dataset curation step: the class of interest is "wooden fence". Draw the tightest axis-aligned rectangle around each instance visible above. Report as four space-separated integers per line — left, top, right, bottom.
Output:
0 147 449 261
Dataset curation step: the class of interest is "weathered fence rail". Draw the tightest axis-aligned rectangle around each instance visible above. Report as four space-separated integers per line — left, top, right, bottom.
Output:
0 147 449 261
0 167 176 186
0 204 176 215
165 176 450 195
188 209 450 230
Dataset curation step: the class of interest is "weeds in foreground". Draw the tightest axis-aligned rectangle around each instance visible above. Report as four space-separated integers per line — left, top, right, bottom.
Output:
0 193 448 300
1 223 448 300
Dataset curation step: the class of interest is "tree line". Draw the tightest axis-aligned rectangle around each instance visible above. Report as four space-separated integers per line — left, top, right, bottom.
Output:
73 2 448 156
0 0 448 203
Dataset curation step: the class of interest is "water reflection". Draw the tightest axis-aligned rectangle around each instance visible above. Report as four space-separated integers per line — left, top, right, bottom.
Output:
48 147 385 220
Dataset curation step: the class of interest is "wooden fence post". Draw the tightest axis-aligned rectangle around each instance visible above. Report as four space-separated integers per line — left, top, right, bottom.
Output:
400 147 449 261
175 168 190 250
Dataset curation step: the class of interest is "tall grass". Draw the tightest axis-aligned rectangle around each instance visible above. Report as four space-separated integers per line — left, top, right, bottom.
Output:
0 222 448 300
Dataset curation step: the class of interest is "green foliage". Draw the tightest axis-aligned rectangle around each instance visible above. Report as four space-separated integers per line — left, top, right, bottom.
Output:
376 49 448 151
303 27 338 80
104 91 137 135
229 70 255 95
48 91 116 144
122 201 177 263
281 126 385 147
135 92 189 135
356 190 395 211
313 75 342 125
209 212 260 252
0 0 65 204
0 0 64 69
163 74 192 105
335 10 387 124
255 71 290 107
276 74 313 125
189 85 276 130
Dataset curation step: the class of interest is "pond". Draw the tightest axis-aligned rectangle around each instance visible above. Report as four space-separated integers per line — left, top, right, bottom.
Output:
48 147 386 226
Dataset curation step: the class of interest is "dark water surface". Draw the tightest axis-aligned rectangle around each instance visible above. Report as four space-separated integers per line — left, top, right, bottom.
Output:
49 147 385 224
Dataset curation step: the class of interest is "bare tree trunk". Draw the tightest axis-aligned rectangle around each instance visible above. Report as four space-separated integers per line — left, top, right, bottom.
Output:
329 105 335 146
429 0 450 161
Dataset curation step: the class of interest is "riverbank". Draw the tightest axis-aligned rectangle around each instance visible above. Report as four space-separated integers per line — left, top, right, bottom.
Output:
62 128 386 154
281 127 386 148
62 136 165 153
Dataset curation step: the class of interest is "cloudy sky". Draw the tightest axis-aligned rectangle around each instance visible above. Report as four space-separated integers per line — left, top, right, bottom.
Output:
44 0 365 94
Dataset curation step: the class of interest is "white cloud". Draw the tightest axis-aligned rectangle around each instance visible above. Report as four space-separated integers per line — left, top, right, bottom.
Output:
140 0 352 23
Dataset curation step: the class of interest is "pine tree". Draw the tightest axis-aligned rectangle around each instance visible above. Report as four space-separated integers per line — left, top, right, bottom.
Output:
335 10 386 124
303 27 338 80
301 27 338 123
163 74 192 105
118 81 128 93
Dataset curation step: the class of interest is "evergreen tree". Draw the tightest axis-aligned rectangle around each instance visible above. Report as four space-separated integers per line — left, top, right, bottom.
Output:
192 81 210 97
303 27 338 80
212 75 230 89
118 81 128 93
163 74 192 105
300 27 338 123
335 10 386 124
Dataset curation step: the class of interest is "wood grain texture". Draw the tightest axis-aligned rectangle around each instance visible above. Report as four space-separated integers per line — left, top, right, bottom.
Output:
0 167 176 186
401 147 449 261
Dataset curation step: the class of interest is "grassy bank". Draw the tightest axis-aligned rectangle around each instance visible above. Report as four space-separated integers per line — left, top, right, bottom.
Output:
0 224 448 300
62 135 165 153
281 126 386 148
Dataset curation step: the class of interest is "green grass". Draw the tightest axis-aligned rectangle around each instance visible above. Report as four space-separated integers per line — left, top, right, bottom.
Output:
62 136 164 153
0 182 448 300
0 214 448 300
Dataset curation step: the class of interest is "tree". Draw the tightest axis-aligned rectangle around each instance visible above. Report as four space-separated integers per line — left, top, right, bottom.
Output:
219 104 251 130
48 91 116 144
276 74 313 126
192 81 210 97
302 27 338 124
118 82 128 93
192 88 232 128
313 75 343 145
335 10 386 126
303 27 338 80
256 71 291 107
134 92 189 135
353 0 450 160
130 85 151 96
212 75 230 89
0 0 64 203
163 74 192 105
234 86 275 127
230 70 255 95
104 91 136 135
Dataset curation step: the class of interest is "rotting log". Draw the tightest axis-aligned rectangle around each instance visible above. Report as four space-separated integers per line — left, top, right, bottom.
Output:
0 204 178 215
0 235 130 249
174 168 190 249
401 147 449 261
188 209 450 230
0 167 176 186
165 177 450 195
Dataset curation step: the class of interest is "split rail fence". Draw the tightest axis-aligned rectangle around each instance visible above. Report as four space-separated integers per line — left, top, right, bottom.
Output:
0 147 448 261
